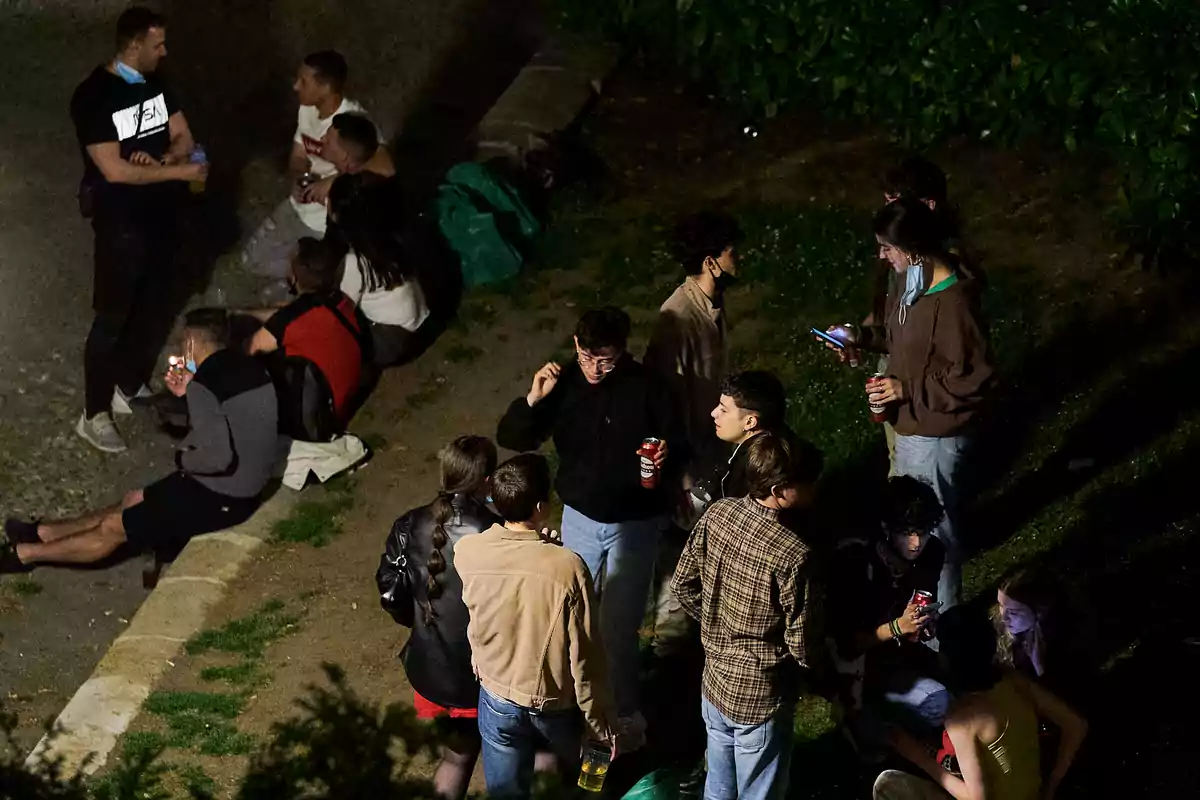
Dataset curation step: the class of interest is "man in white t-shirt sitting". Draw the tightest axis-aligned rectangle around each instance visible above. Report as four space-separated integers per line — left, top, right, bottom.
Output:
241 51 393 289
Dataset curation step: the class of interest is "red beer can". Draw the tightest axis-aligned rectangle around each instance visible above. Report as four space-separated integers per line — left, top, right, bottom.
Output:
867 373 893 424
638 438 662 489
909 590 935 642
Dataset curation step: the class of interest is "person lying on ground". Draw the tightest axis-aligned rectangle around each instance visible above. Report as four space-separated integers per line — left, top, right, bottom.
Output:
497 307 686 739
327 172 433 367
672 430 822 800
827 475 950 756
376 435 499 800
823 197 995 610
875 604 1088 800
3 309 277 573
244 237 368 429
241 51 392 290
454 453 620 798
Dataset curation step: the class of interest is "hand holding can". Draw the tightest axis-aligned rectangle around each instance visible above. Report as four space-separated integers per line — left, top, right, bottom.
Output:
638 438 662 489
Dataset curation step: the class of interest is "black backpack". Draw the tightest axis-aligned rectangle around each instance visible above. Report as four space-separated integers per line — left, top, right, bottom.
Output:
274 356 339 443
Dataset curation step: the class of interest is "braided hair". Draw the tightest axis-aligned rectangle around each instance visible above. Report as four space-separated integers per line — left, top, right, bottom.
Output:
422 435 497 626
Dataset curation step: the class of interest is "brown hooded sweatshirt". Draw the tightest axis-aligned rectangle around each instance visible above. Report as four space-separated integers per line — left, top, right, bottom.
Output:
869 261 994 438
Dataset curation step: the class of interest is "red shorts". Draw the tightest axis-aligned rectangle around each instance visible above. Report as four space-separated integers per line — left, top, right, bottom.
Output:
413 690 478 720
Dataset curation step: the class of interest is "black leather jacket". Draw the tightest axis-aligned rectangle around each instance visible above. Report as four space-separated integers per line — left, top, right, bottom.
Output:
376 493 499 709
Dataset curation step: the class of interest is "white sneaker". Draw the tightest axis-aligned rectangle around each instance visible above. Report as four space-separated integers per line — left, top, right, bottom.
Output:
112 384 153 415
76 412 127 453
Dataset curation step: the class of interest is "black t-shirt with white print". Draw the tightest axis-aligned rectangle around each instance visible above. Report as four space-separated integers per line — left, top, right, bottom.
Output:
70 65 181 209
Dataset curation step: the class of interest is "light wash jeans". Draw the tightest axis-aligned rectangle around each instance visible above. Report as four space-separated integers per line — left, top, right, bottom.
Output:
561 505 663 716
700 696 794 800
892 433 969 609
477 688 582 799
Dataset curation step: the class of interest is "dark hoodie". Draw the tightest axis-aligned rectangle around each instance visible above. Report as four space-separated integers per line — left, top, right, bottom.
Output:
871 261 994 438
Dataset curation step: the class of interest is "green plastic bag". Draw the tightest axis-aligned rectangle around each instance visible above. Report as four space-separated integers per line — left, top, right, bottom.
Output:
620 767 701 800
434 162 541 288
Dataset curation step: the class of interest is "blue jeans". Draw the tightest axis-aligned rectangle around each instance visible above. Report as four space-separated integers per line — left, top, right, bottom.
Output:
477 688 582 799
892 433 969 609
561 506 663 716
700 696 794 800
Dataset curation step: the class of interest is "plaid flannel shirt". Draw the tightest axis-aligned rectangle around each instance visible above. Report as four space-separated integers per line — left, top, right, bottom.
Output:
671 495 812 725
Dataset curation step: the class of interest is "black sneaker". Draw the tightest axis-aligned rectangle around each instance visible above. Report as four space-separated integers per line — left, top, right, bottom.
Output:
4 518 41 545
0 542 33 574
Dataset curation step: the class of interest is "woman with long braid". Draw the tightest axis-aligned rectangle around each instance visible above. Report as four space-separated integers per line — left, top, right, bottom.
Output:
377 436 498 799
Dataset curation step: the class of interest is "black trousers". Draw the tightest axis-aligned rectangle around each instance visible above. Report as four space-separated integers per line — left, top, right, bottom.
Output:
84 200 183 417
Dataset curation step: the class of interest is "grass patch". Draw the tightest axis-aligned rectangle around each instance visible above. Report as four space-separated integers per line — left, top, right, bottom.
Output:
199 661 266 688
143 691 255 756
145 691 245 719
175 763 218 796
793 696 836 743
186 599 301 658
444 342 484 364
272 491 354 547
8 578 42 596
122 730 169 760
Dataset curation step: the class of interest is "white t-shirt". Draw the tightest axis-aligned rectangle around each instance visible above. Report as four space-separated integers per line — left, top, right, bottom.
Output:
289 97 366 233
340 251 431 331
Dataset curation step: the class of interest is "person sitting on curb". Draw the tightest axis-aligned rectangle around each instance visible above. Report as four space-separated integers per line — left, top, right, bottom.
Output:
3 308 277 572
454 453 619 798
241 51 392 299
246 236 369 430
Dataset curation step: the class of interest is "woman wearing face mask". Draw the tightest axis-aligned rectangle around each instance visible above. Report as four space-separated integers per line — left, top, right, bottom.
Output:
831 197 994 611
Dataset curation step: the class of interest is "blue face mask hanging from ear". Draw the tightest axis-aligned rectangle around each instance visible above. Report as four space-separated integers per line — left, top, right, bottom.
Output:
114 59 146 84
898 259 925 325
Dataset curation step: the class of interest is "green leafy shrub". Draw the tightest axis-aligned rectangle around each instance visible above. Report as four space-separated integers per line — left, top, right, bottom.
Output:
555 0 1200 261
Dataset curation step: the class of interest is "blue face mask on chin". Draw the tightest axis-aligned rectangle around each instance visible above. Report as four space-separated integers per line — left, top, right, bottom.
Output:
114 60 146 84
185 358 198 374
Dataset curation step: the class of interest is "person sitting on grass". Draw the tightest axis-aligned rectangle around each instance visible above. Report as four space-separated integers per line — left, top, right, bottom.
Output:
2 308 277 572
454 453 619 798
827 475 949 757
246 236 368 429
376 435 499 800
876 605 1088 800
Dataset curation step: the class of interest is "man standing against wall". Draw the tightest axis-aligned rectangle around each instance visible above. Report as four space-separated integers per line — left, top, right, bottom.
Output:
70 6 207 452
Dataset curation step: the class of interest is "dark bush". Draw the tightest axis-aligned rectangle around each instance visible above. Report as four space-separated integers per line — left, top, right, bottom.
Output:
554 0 1200 264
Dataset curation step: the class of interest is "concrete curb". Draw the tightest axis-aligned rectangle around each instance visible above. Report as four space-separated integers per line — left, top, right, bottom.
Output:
23 491 298 777
23 28 621 784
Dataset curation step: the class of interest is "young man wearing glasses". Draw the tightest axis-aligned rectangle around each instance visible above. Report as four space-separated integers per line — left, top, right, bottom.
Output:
497 307 686 744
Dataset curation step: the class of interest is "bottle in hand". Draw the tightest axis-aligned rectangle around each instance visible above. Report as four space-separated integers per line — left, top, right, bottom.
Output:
188 145 207 194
